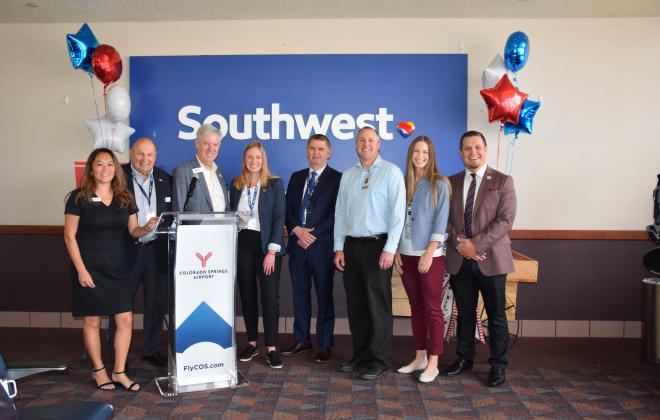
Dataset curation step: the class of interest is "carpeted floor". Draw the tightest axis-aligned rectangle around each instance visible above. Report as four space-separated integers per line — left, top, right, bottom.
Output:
2 328 659 418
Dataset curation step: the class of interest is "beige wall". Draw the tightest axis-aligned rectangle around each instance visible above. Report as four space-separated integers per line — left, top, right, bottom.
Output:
0 18 658 228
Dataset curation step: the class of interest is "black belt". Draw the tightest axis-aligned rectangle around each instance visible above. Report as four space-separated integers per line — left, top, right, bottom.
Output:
134 240 156 247
346 234 387 243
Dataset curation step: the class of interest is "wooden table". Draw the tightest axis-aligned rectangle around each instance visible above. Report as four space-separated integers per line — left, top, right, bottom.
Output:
392 250 538 320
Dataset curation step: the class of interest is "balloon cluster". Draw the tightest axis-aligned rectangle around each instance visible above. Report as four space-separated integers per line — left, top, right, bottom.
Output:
67 23 132 153
480 31 540 138
67 24 122 91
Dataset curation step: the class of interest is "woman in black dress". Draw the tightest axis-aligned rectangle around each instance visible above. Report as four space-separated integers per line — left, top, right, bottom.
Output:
64 148 158 391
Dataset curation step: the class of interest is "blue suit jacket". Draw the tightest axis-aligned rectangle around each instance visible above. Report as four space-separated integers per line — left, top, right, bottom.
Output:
122 164 172 273
230 177 286 256
172 157 230 212
285 166 342 257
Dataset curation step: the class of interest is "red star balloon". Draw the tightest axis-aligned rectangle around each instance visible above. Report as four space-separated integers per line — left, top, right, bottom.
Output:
480 74 528 125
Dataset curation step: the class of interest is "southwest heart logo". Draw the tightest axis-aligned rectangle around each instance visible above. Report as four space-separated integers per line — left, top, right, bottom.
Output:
397 121 415 138
195 251 212 268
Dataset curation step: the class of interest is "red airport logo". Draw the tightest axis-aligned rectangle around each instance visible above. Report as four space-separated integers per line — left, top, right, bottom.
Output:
195 252 212 268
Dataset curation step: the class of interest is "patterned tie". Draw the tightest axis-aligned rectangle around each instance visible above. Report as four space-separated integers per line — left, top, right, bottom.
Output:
464 173 477 238
300 171 317 227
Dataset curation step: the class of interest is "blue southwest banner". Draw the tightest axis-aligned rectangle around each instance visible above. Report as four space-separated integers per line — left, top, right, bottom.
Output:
129 54 467 182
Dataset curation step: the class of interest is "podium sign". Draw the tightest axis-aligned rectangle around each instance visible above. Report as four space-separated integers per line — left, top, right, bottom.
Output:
156 213 241 395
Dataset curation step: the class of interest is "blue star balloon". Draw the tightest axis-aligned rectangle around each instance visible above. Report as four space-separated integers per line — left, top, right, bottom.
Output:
503 99 541 136
66 23 99 74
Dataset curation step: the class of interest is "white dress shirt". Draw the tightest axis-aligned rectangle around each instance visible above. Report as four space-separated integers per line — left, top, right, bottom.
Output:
196 156 226 212
131 166 157 243
462 164 488 211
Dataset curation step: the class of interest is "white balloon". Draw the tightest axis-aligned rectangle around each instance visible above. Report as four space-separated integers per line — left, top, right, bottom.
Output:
106 85 131 123
482 54 510 89
84 116 135 154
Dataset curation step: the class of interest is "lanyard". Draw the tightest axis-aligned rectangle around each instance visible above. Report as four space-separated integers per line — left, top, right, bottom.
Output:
132 171 154 203
246 185 258 216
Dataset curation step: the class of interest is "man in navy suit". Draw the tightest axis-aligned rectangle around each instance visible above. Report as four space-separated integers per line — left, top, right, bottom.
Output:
281 134 341 363
109 137 173 367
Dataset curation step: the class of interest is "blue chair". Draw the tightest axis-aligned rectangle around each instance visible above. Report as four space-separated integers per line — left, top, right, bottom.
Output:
0 354 113 420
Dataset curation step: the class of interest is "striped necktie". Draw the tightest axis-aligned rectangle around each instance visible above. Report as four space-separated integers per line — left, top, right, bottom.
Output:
464 173 477 238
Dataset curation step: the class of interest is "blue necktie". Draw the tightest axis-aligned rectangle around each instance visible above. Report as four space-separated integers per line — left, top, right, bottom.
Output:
300 171 317 227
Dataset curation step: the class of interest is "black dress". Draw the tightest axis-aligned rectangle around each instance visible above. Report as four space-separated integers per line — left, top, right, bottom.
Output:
65 189 137 316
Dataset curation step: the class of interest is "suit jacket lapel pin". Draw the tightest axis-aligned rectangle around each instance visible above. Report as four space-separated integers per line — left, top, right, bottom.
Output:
486 175 492 180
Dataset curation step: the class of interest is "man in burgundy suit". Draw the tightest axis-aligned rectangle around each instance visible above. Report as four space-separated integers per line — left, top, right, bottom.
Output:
444 130 517 387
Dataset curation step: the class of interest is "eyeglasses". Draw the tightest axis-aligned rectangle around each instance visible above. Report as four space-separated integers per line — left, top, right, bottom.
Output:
362 170 370 189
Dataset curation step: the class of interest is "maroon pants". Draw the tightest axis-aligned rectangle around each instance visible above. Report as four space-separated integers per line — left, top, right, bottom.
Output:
400 254 446 355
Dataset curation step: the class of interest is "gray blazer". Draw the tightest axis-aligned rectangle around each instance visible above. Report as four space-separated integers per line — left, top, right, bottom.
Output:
172 157 230 212
399 178 450 251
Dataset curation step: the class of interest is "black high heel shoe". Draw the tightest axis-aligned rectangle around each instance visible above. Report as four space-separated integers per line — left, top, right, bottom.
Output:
112 370 140 392
91 366 115 390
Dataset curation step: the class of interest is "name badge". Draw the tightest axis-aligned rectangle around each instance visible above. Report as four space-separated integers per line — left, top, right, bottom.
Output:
164 196 171 203
91 197 102 202
192 167 203 174
247 217 257 230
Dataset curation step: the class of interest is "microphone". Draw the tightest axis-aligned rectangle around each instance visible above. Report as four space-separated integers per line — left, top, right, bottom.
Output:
183 175 198 212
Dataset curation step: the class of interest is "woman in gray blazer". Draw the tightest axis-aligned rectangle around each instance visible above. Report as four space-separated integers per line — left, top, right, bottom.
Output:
229 141 286 369
394 135 450 383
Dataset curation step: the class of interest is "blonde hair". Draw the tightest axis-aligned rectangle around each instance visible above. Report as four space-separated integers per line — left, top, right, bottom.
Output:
232 141 279 190
404 135 450 207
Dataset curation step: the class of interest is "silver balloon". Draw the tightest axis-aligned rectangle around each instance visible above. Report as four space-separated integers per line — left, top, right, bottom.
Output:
105 85 131 123
482 54 509 89
84 116 134 154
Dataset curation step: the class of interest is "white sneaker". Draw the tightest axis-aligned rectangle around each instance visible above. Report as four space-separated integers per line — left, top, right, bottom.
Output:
419 368 440 383
396 359 428 374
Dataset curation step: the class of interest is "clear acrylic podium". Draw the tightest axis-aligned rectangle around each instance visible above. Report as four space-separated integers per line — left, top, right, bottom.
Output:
155 212 247 396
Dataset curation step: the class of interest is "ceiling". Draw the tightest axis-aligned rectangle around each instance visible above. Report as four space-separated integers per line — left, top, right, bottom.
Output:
1 0 659 23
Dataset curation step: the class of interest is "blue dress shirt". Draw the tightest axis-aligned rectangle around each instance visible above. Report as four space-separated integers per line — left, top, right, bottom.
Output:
333 155 406 254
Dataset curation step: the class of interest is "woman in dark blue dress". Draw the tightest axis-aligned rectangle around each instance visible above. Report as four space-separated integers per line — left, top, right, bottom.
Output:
64 148 158 391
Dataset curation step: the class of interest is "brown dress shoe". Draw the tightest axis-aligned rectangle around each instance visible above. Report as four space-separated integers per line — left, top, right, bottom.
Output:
280 341 312 356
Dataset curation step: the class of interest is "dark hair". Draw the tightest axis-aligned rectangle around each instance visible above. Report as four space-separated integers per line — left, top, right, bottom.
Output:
307 134 331 148
76 148 135 209
459 130 487 149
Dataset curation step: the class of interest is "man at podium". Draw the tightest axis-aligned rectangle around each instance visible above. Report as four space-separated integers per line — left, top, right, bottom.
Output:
172 124 230 213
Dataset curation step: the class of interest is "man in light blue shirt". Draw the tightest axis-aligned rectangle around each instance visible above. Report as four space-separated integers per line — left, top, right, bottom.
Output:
333 126 405 380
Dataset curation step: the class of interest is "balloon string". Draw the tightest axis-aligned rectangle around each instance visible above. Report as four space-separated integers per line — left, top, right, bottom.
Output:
89 73 106 146
496 122 503 170
506 137 517 175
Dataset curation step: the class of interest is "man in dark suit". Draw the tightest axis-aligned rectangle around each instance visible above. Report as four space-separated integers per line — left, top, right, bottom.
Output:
281 134 341 363
444 130 517 387
172 124 230 213
109 137 173 367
